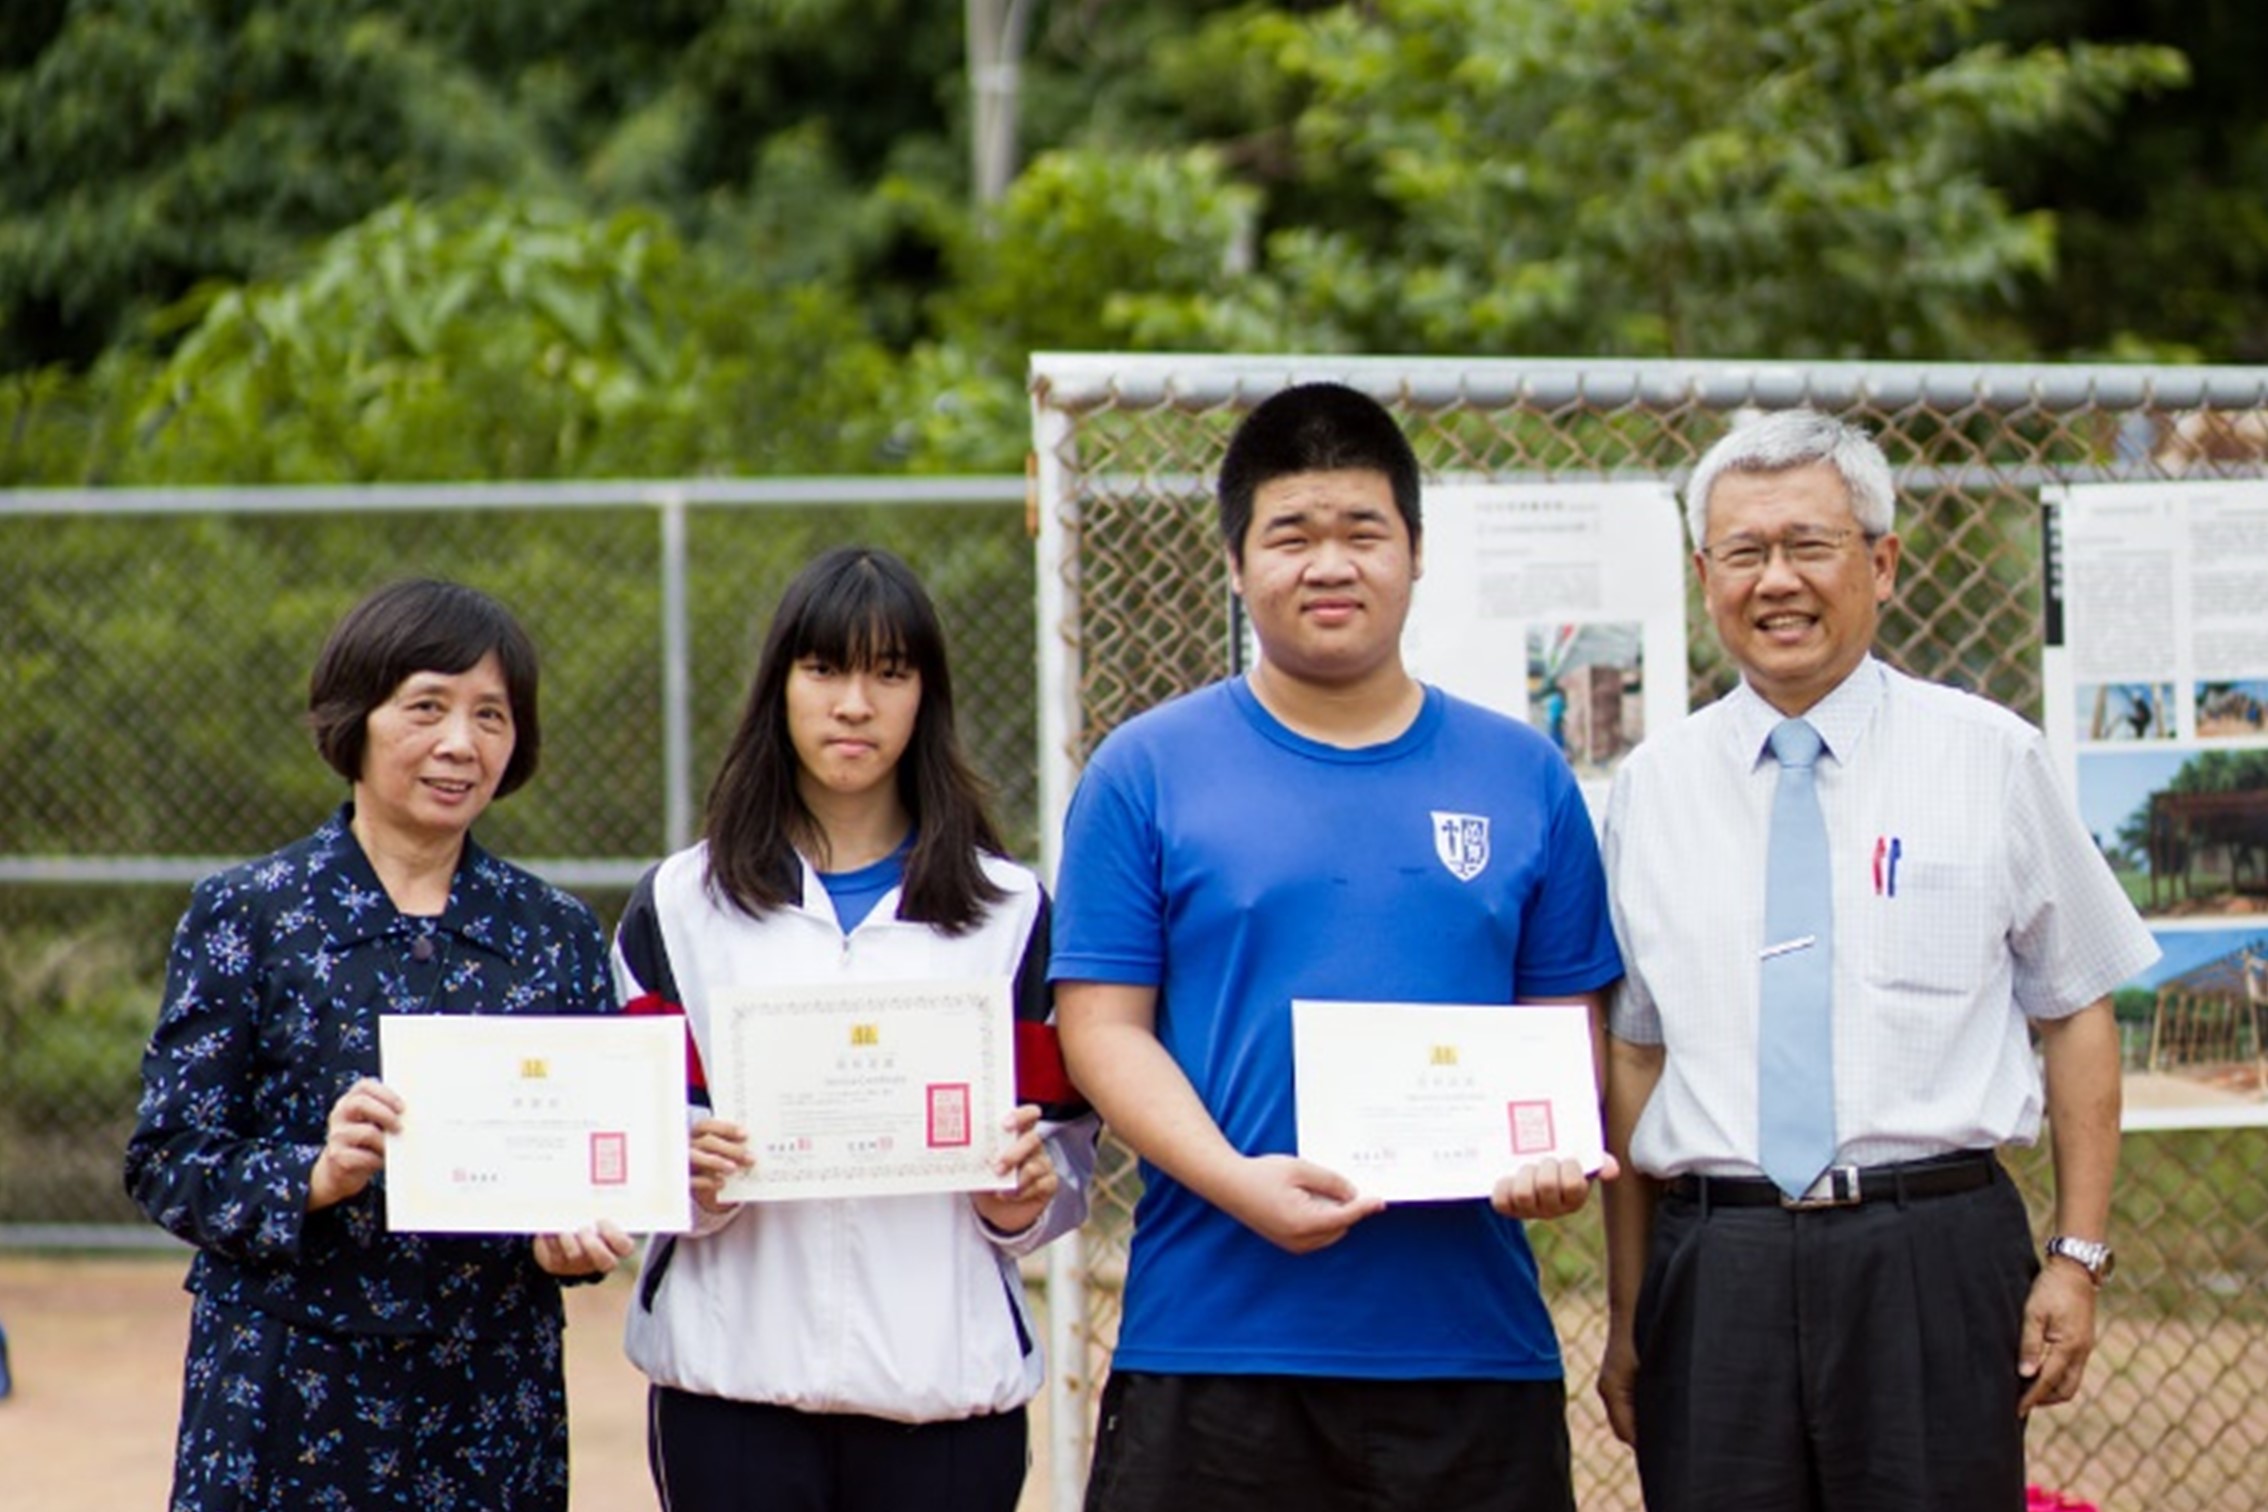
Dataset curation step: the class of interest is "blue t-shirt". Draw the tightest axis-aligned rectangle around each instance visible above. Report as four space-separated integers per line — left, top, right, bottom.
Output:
1051 678 1622 1380
817 842 909 934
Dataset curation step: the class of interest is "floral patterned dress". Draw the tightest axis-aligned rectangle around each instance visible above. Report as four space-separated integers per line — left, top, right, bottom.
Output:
125 806 614 1511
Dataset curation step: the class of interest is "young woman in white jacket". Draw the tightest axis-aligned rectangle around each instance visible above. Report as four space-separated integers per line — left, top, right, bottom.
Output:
612 546 1097 1512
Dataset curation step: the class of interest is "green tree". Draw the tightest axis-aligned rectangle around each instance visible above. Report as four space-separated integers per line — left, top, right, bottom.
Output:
1987 0 2268 361
886 145 1265 469
0 1 2241 482
2165 748 2268 794
1138 0 2188 358
121 194 898 483
0 0 554 368
0 0 975 371
825 0 2194 463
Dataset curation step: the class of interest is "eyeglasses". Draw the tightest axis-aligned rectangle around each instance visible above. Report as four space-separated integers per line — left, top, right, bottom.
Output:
1698 528 1870 578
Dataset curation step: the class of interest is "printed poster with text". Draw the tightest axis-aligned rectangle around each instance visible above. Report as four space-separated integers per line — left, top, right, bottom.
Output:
1234 481 1689 824
2042 479 2268 1123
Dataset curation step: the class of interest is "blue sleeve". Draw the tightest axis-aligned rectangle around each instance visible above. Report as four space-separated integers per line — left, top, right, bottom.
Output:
1048 740 1167 988
1514 764 1624 999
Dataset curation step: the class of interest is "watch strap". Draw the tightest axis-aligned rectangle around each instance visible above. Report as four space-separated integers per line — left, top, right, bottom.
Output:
2045 1233 2114 1285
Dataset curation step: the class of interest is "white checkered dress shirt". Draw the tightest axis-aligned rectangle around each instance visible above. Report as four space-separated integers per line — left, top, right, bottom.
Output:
1606 658 2158 1178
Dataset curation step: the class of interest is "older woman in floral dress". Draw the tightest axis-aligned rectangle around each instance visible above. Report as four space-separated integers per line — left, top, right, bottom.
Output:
126 578 630 1511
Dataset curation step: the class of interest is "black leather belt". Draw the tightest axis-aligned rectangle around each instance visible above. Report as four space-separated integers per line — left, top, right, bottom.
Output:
1668 1153 1997 1211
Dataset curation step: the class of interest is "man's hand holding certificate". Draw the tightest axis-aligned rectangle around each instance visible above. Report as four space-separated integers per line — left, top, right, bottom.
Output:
1292 999 1607 1204
707 977 1018 1202
380 1015 692 1235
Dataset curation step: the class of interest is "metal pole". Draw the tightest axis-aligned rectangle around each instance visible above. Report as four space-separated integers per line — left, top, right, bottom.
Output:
1032 388 1090 1512
659 489 694 852
966 0 1036 207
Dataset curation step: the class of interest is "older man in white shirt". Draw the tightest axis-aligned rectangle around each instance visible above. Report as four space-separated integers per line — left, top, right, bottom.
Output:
1598 410 2156 1512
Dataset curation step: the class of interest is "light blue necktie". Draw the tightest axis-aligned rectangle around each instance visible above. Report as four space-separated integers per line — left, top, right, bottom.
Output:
1759 717 1836 1198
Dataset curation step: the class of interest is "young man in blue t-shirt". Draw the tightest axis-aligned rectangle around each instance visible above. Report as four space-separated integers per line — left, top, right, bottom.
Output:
1051 382 1624 1512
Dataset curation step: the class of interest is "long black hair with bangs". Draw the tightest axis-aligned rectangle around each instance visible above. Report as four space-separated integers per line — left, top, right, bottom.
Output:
702 546 1008 933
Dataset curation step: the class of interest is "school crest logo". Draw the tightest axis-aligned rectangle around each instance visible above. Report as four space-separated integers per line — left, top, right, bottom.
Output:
1431 811 1490 882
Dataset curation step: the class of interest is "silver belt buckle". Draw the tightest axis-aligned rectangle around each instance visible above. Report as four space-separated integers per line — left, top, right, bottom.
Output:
1780 1166 1863 1210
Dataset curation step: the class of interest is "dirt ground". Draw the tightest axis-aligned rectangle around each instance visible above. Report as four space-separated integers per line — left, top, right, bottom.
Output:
4 1245 2258 1511
0 1253 1051 1512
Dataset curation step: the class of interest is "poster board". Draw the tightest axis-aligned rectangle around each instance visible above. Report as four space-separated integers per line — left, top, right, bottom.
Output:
1233 481 1690 820
2042 480 2268 1123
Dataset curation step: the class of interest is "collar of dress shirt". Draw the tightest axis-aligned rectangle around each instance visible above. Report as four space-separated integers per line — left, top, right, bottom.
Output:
1729 656 1888 772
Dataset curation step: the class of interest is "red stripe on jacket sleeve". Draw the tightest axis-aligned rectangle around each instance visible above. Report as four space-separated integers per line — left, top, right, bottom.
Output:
1014 1019 1075 1107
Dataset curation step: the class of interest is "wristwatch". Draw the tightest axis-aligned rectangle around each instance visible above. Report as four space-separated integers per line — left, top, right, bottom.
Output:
2045 1234 2116 1286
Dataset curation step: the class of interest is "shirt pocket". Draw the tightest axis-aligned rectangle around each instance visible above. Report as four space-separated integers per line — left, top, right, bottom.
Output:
1863 858 2000 995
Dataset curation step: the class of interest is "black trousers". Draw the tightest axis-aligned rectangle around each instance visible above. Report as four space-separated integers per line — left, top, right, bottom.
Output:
648 1385 1028 1512
1633 1159 2038 1512
1083 1371 1576 1512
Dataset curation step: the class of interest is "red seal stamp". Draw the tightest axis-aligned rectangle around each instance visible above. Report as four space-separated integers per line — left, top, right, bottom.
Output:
926 1083 971 1148
1506 1100 1557 1156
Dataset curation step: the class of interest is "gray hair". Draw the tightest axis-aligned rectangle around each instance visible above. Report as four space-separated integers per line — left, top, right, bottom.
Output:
1682 409 1897 548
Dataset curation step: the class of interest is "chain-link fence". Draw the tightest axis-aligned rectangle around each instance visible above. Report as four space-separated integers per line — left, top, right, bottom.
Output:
9 370 2267 1508
1031 355 2268 1512
0 477 1033 1237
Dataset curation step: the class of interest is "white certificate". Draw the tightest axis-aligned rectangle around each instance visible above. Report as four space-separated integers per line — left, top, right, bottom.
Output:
1292 999 1606 1203
380 1015 692 1235
708 977 1017 1202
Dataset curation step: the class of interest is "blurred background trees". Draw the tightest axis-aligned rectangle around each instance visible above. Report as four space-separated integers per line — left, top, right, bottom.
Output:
0 0 2256 480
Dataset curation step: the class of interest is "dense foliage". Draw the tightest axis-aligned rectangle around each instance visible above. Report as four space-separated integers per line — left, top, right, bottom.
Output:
0 0 2249 484
1986 0 2268 361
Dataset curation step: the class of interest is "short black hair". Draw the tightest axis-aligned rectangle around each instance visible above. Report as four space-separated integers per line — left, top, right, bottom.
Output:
1216 382 1423 565
307 579 543 797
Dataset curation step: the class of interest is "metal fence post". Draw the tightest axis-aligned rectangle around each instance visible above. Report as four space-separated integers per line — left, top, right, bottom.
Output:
658 487 694 853
1032 393 1092 1512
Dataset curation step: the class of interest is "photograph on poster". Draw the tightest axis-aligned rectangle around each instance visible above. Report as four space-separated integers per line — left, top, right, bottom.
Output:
2076 681 2175 743
1524 622 1643 783
1229 481 1686 830
2077 746 2268 921
2195 679 2268 739
2117 925 2267 1107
